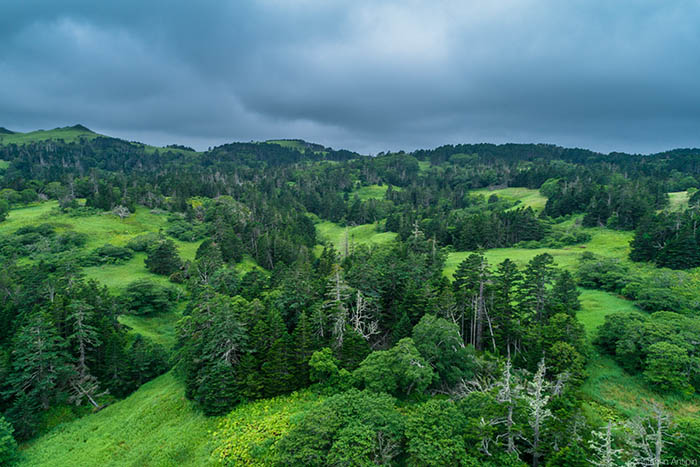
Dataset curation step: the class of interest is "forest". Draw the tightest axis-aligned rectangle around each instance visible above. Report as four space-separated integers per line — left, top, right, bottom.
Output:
0 128 699 465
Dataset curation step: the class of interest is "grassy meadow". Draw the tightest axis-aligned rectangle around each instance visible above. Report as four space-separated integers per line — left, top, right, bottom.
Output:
471 187 548 211
668 190 690 210
350 184 395 201
443 227 633 278
0 126 100 145
18 372 221 467
314 220 397 253
0 201 201 292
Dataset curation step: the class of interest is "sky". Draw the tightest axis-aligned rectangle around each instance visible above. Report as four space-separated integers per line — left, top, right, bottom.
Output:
1 0 699 155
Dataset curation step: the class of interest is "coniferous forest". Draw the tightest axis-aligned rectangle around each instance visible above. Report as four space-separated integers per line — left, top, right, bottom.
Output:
0 130 698 465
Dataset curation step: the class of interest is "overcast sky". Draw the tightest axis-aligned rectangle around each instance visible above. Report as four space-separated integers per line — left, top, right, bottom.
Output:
2 1 699 154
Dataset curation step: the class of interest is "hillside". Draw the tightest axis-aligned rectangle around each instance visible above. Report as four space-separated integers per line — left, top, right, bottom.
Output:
1 132 699 465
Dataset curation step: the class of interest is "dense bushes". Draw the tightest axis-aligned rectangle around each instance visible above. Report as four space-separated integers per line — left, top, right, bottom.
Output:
165 219 207 242
120 279 176 315
596 311 700 394
630 209 700 269
145 239 182 275
82 244 133 266
577 253 700 314
0 416 18 466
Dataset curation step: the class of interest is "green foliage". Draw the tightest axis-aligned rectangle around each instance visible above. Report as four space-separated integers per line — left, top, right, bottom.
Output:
125 232 161 252
176 294 249 415
165 219 207 242
274 389 404 466
212 390 320 466
0 415 18 466
121 279 175 315
405 399 472 466
145 238 182 276
354 338 434 398
0 199 9 222
643 342 693 394
82 243 133 266
309 348 339 384
412 314 476 390
596 311 700 394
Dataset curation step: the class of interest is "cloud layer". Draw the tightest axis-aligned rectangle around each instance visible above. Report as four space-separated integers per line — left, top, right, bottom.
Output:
2 0 699 154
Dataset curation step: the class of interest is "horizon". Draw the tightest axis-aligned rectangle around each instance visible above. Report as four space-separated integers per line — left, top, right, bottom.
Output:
2 122 699 157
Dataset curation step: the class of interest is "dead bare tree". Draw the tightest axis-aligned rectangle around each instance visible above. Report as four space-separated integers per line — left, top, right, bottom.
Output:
626 403 672 467
349 290 379 341
112 204 130 220
495 357 523 455
525 358 553 467
588 421 623 467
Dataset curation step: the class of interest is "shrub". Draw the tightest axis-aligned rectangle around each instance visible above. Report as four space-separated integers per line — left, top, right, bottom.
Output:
120 279 175 315
145 239 182 275
125 232 161 252
165 220 207 242
0 416 18 466
82 244 133 266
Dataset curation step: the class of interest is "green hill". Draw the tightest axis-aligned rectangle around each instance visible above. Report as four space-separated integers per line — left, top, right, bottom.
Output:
18 372 220 467
0 124 99 145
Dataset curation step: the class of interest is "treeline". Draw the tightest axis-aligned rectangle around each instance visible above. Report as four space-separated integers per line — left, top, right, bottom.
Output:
0 261 168 441
174 232 587 416
630 207 700 269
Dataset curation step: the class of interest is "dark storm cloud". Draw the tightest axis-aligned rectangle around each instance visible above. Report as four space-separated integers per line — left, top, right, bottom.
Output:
1 0 699 153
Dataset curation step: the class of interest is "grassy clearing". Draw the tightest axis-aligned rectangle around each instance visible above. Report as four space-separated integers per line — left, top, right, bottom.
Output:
443 227 633 278
577 289 638 336
350 184 393 201
0 126 100 145
418 160 431 173
118 308 182 350
2 202 202 291
471 187 548 211
235 254 265 275
19 372 220 467
576 284 700 418
667 191 689 211
315 220 397 253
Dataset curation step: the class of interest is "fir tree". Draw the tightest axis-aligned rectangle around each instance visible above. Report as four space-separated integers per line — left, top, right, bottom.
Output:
145 238 182 275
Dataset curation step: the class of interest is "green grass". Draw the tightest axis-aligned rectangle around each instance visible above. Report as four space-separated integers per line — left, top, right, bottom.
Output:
118 308 182 350
0 126 100 145
19 372 221 467
443 227 633 278
1 202 202 292
235 254 265 275
576 289 700 419
471 187 548 211
315 220 397 253
418 160 431 173
577 289 638 336
0 160 9 169
350 184 390 201
212 390 321 465
668 191 689 211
